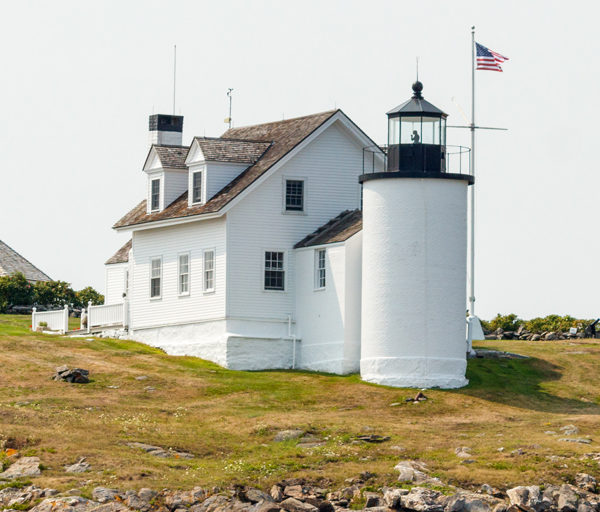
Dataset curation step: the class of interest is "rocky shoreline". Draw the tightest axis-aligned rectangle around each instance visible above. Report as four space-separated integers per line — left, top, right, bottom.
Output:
1 462 599 512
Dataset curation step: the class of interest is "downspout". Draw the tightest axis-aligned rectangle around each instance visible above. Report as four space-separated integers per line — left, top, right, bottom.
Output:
288 314 297 369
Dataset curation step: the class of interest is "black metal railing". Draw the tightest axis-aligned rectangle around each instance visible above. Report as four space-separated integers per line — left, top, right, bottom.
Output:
362 144 471 176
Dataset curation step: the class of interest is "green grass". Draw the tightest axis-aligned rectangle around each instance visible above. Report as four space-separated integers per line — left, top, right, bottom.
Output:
1 314 599 493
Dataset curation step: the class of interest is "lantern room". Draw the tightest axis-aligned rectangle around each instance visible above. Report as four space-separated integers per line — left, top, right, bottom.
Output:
386 81 447 173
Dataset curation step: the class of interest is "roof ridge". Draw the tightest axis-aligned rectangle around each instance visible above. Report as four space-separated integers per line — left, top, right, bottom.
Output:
152 144 190 149
193 136 272 144
224 109 339 132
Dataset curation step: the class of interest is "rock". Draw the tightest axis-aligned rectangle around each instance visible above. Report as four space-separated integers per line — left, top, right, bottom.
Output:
254 501 282 512
274 430 305 442
455 447 472 458
65 457 91 473
135 375 149 380
280 497 319 512
394 460 429 483
383 488 408 508
93 487 120 503
245 489 273 504
355 434 391 443
557 485 578 512
575 473 597 493
317 501 334 512
364 492 382 508
284 485 305 499
560 425 580 435
559 438 592 444
506 486 546 511
401 487 444 512
271 485 284 502
138 488 157 502
30 497 95 512
0 457 41 480
126 441 194 459
53 367 90 384
190 494 229 512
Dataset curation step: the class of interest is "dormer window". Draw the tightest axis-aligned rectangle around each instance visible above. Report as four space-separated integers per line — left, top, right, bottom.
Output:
150 178 160 211
192 171 203 204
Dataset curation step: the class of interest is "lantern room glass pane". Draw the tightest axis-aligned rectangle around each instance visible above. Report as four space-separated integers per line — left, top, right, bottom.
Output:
388 117 399 146
400 117 422 144
441 118 446 145
420 117 440 144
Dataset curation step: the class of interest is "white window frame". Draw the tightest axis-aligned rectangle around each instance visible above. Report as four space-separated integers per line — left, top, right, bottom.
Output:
203 249 215 293
282 176 307 215
149 256 162 300
314 248 326 290
191 170 204 205
150 177 161 212
263 249 286 292
178 252 190 296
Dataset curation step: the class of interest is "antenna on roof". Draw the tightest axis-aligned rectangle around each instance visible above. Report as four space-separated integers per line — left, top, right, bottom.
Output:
225 88 234 129
416 56 419 81
173 45 177 115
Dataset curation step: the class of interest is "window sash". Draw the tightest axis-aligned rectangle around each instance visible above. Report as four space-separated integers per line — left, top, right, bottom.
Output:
316 249 326 288
204 250 215 291
192 172 202 204
285 180 304 211
151 179 160 211
264 251 285 290
150 258 161 298
178 254 189 295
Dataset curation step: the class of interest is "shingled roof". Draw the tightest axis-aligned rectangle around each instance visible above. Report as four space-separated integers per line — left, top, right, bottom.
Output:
295 209 362 248
114 110 338 229
154 145 189 169
0 240 51 282
193 137 271 164
105 239 132 265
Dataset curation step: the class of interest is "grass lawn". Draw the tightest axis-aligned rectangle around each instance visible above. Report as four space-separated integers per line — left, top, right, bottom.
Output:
0 313 599 494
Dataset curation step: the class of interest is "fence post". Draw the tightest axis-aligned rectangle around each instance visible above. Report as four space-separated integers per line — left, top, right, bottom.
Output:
63 304 69 334
32 307 37 331
80 308 85 331
87 300 92 334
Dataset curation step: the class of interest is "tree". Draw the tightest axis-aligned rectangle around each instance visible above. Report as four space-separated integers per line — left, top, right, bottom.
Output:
0 272 33 312
76 286 104 307
33 280 77 307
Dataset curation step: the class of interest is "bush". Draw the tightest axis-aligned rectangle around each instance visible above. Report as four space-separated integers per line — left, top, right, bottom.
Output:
523 315 589 333
486 313 523 333
76 286 104 307
33 280 77 307
0 272 33 312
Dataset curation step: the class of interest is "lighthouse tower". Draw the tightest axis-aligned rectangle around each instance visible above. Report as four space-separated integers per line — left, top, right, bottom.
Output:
359 82 474 389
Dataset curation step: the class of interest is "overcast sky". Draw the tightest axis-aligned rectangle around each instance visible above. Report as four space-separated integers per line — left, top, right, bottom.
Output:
0 0 597 320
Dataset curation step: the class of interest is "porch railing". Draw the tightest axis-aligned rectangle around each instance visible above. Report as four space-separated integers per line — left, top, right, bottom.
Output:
32 305 69 334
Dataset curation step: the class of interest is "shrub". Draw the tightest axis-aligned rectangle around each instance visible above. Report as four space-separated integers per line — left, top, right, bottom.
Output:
33 280 77 307
524 315 588 333
0 272 34 312
75 286 104 307
487 313 523 332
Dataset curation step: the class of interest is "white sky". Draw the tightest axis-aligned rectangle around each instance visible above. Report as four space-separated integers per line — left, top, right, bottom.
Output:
0 0 598 320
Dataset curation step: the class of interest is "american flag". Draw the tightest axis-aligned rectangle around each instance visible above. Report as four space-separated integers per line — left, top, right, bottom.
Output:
476 42 509 72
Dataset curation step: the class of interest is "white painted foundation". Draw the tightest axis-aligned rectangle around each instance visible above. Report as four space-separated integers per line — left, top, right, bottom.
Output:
360 177 469 389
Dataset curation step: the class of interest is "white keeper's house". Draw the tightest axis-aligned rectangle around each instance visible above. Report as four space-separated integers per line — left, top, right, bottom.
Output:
105 83 473 388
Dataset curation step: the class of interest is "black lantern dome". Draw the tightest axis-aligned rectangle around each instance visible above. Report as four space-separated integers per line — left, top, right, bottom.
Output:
386 82 447 173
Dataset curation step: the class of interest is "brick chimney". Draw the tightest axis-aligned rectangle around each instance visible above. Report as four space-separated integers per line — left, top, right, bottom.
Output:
149 114 183 146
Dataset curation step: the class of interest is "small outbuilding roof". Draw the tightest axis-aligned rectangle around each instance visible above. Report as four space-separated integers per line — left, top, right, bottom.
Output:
192 137 272 164
295 209 362 248
105 239 132 265
153 145 190 169
0 240 51 282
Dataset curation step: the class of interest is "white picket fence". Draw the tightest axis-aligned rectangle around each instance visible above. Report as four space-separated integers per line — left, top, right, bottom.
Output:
31 305 69 334
84 300 128 333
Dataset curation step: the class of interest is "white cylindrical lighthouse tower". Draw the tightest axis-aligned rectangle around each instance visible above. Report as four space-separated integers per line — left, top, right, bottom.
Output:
359 82 473 389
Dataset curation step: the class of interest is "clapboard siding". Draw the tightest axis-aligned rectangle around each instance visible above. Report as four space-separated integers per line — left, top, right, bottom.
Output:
130 218 226 329
164 170 188 207
206 162 248 201
226 121 364 321
105 263 127 305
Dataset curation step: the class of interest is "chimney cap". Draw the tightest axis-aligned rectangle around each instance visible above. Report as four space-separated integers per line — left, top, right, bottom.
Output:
149 114 183 133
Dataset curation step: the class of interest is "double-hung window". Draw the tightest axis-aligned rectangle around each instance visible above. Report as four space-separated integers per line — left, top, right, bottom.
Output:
203 249 215 292
150 178 160 211
315 249 326 289
178 253 190 295
192 171 203 204
150 257 162 298
264 251 285 291
285 180 304 211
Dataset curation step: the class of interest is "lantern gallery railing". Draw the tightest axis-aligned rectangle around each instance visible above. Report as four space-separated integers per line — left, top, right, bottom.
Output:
362 145 471 176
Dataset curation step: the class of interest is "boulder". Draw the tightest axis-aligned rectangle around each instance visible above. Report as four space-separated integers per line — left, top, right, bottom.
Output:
274 430 305 442
92 487 120 503
65 458 91 473
575 473 597 493
54 367 90 384
0 457 41 480
270 485 284 502
280 497 319 512
30 497 96 512
557 485 578 512
401 487 444 512
545 332 557 341
364 492 382 508
383 488 408 508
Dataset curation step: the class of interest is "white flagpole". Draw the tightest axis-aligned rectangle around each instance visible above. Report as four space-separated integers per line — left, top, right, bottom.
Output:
469 26 476 317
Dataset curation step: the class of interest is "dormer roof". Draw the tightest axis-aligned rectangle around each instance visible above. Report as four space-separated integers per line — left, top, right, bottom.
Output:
144 145 189 171
189 137 271 164
105 239 132 265
295 210 362 248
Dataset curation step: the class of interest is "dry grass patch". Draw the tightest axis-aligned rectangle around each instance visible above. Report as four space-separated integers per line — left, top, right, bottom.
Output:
0 314 599 493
